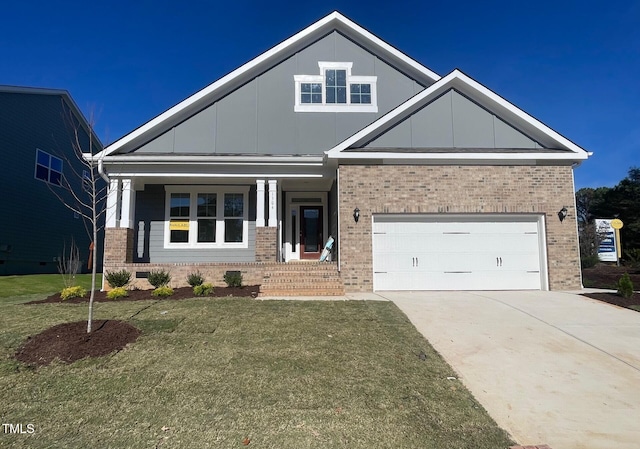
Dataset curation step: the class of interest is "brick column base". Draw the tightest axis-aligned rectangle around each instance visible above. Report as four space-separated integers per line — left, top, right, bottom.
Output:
104 228 134 265
255 227 278 262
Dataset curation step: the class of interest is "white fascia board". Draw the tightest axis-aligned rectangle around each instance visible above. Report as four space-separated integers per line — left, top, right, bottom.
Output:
99 11 440 159
327 69 590 158
334 151 589 161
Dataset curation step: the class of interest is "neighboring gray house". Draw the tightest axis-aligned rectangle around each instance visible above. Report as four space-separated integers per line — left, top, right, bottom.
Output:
96 12 590 295
0 86 103 275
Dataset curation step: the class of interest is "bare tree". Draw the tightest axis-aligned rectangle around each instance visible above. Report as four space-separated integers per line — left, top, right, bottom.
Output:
48 101 107 333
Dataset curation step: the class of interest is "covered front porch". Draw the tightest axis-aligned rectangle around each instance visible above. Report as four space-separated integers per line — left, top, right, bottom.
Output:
100 156 342 294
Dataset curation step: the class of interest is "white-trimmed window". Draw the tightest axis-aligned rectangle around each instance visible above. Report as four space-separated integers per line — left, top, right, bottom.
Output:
294 62 378 112
35 149 63 186
164 186 249 248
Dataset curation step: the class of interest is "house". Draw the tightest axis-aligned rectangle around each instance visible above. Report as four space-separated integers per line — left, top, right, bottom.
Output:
94 12 590 294
0 86 103 275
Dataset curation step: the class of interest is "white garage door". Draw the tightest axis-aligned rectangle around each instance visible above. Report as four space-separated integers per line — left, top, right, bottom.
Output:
372 215 547 291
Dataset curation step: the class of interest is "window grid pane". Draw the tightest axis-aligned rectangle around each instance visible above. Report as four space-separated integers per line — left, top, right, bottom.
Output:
35 150 64 185
301 83 322 104
326 69 347 104
170 193 190 217
224 193 243 218
197 193 216 217
350 83 372 104
224 193 244 243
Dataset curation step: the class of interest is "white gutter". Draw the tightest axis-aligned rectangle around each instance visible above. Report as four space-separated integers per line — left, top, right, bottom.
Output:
102 155 325 164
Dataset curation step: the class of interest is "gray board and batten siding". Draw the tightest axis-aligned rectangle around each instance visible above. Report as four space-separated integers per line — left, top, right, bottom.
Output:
133 185 257 264
363 89 544 150
0 90 102 275
132 31 426 156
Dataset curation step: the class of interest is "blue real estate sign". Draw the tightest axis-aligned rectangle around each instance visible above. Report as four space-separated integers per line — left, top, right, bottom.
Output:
595 219 617 262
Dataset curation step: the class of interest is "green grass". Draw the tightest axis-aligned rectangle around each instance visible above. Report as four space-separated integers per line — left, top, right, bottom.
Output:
0 273 102 298
0 293 513 448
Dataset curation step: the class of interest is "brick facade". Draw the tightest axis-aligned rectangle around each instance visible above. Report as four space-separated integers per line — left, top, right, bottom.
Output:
338 164 582 291
104 228 134 265
255 227 278 262
103 261 266 290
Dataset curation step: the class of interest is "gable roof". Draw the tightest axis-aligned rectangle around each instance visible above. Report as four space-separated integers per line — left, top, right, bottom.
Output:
98 11 441 158
0 85 103 149
326 69 591 162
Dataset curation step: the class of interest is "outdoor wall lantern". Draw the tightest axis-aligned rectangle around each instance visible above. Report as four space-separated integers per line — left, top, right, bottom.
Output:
353 207 360 223
557 206 568 222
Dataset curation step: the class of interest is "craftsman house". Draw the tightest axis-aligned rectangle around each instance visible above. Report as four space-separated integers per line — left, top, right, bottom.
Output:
95 12 589 294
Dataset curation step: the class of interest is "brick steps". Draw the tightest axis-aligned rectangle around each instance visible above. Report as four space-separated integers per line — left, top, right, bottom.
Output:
259 262 344 297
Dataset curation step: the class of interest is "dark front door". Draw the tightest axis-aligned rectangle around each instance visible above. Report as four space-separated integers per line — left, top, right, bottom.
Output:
300 206 323 259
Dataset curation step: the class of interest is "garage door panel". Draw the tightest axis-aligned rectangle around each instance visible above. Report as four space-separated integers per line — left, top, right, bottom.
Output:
372 215 545 291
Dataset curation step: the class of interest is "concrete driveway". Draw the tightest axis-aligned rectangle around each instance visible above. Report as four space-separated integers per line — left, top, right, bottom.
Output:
379 290 640 449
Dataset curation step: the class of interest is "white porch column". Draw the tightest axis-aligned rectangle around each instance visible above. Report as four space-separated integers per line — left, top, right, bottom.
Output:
256 179 266 227
120 178 135 229
268 179 278 227
105 178 120 228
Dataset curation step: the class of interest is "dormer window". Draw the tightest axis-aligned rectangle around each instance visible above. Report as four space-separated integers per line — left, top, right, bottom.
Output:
294 62 377 112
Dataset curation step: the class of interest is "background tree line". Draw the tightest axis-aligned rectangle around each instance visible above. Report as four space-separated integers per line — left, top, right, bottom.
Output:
576 167 640 266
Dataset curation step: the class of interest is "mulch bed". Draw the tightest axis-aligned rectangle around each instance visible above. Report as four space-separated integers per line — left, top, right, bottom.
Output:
15 320 141 367
582 264 640 289
581 264 639 311
24 285 260 304
582 291 639 309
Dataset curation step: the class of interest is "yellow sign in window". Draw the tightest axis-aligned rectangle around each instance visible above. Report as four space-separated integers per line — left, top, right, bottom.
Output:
170 220 190 231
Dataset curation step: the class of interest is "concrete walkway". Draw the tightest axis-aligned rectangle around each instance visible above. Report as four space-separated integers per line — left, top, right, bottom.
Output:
380 290 640 449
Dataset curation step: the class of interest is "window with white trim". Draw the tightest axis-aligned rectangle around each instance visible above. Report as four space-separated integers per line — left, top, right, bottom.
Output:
164 187 249 248
35 149 63 186
294 62 378 112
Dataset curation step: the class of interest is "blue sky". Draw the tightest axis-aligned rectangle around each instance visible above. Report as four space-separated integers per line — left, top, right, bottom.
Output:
1 0 638 190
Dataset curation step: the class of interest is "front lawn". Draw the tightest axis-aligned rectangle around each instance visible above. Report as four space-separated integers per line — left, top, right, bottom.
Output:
0 294 513 448
0 273 102 298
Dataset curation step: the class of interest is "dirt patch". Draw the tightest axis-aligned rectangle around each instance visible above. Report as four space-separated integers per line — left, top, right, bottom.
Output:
24 285 260 305
15 320 141 367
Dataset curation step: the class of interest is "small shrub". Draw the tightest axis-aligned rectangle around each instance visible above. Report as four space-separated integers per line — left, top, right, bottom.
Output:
105 269 132 288
223 271 243 288
187 271 205 287
148 269 171 288
617 273 634 299
107 287 128 300
152 286 174 297
580 254 600 269
194 283 214 296
61 286 87 301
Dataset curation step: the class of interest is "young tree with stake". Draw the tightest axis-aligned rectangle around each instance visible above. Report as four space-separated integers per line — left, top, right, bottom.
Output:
47 102 106 333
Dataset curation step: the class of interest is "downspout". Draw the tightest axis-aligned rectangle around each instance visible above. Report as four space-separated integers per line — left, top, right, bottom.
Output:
336 167 341 272
98 158 110 183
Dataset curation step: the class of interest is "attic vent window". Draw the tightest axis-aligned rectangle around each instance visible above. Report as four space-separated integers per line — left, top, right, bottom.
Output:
294 62 377 113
